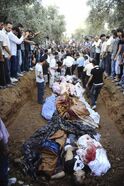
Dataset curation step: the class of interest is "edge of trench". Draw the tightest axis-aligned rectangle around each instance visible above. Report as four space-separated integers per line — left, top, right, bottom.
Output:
0 71 124 137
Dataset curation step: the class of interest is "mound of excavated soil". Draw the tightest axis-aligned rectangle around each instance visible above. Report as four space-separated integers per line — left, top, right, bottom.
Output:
0 72 36 124
101 79 124 135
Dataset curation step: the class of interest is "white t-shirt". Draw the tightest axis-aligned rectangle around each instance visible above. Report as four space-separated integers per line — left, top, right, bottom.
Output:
35 63 44 83
8 31 24 56
93 39 101 53
49 57 56 75
63 56 74 67
106 36 113 52
0 30 10 56
84 63 94 76
101 41 107 54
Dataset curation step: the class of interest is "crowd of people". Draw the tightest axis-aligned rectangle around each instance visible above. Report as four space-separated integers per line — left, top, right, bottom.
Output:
35 29 124 109
0 20 41 89
1 18 124 185
0 20 124 104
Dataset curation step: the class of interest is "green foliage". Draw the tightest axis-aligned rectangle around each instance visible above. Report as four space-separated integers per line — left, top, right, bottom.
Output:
86 0 124 34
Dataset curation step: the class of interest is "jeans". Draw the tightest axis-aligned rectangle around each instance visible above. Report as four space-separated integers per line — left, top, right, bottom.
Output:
77 66 84 78
99 58 106 70
37 82 44 104
4 58 11 84
24 50 30 71
17 50 22 73
90 84 103 106
10 56 18 78
111 59 116 78
21 50 25 72
0 154 8 186
65 67 72 76
0 62 6 86
105 53 111 76
95 53 100 65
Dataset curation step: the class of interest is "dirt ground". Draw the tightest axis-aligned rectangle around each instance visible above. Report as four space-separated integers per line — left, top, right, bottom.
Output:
0 72 124 186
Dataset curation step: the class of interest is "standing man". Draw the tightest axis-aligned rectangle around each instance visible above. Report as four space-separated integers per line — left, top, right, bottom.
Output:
86 60 104 110
77 52 84 79
100 34 107 71
63 52 74 76
1 21 13 86
93 36 101 65
35 56 45 104
8 27 28 81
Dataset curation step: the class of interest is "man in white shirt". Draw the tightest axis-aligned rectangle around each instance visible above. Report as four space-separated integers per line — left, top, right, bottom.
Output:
83 59 94 88
8 26 28 80
63 53 74 76
0 21 13 86
49 53 57 88
92 36 101 65
76 53 84 79
0 29 5 88
35 56 45 104
100 34 107 70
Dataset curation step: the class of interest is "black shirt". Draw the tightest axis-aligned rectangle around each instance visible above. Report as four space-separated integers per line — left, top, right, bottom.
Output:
118 39 124 55
91 66 104 84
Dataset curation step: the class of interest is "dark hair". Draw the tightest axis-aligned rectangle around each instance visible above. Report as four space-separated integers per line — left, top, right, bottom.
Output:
12 26 20 33
5 21 13 25
92 59 97 65
111 29 116 34
44 49 48 53
112 30 117 37
100 34 106 38
16 23 23 28
117 28 123 33
106 35 110 39
84 55 88 60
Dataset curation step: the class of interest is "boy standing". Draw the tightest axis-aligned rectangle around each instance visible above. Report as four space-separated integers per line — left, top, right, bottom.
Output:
35 56 45 104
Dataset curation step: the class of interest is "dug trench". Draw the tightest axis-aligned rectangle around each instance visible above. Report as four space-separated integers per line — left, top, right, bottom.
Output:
0 71 124 186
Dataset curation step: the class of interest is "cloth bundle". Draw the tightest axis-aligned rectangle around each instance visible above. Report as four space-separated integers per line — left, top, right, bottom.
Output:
56 94 89 120
41 94 56 120
76 134 111 176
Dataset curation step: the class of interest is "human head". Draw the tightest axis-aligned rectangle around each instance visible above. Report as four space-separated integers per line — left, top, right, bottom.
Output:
40 55 46 64
84 55 88 60
4 21 13 32
112 30 117 38
92 59 97 66
12 26 20 36
16 23 24 33
106 35 110 40
73 170 85 185
95 35 99 42
100 34 106 42
117 28 123 37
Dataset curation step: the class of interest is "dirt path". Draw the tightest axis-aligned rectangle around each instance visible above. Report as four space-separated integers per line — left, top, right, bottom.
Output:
7 86 124 186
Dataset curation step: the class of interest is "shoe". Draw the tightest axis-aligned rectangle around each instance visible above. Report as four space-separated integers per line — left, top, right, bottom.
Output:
0 85 6 89
6 84 13 88
10 77 18 83
29 67 33 71
114 78 119 82
92 105 96 110
17 73 23 77
11 82 16 86
13 78 18 82
8 177 17 186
